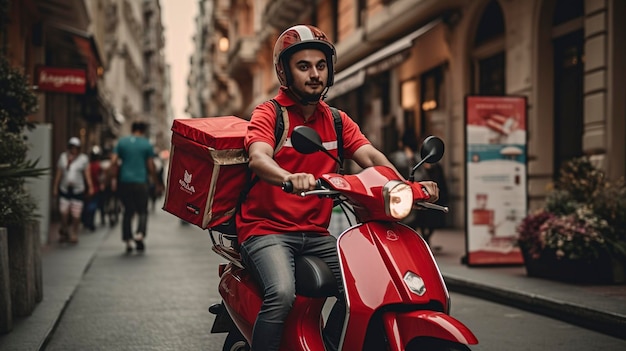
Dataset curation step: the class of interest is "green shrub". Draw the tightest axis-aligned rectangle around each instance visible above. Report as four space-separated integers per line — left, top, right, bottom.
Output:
0 54 46 228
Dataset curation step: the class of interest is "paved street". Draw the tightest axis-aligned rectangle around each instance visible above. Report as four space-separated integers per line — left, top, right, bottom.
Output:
1 202 625 350
44 209 227 350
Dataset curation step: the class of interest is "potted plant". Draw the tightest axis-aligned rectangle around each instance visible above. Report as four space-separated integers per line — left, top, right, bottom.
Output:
517 157 626 284
0 52 47 332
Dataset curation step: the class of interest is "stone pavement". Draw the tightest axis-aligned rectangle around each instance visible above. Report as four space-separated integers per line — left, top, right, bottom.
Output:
0 211 625 350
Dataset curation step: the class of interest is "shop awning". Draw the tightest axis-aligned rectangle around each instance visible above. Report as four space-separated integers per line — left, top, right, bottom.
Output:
326 19 442 100
72 34 102 89
49 23 103 89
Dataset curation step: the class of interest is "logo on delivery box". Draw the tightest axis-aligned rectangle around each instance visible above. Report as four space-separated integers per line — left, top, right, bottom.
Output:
179 170 196 194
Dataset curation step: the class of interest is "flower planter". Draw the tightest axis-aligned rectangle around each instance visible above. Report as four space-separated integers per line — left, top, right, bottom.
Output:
521 247 626 285
7 221 42 317
0 227 12 334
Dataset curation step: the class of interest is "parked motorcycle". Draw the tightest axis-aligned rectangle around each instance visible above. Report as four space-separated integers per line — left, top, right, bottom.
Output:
208 126 478 350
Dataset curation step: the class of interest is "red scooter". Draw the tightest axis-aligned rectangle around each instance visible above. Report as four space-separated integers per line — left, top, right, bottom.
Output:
209 126 478 350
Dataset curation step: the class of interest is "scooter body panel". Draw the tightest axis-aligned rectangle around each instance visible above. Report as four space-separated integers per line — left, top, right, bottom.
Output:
218 264 261 342
337 221 456 349
219 263 329 351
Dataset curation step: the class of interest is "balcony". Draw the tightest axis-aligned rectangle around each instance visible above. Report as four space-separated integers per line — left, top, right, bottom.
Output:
263 0 313 30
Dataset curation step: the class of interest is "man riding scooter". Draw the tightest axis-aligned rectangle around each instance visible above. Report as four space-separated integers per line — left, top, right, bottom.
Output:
236 24 440 351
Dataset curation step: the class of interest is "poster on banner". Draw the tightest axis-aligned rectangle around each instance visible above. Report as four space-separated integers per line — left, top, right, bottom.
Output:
465 96 527 266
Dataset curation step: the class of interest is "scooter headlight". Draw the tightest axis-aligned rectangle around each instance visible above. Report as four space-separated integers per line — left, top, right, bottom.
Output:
384 181 413 219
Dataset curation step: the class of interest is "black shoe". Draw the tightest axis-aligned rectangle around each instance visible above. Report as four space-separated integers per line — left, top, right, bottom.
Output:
58 229 69 243
125 246 133 254
135 240 145 252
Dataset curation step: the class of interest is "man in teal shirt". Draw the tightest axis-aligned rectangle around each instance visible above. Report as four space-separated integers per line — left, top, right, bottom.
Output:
110 121 161 253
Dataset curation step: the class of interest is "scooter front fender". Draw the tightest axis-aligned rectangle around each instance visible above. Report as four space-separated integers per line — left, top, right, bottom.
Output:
382 310 478 350
338 222 452 350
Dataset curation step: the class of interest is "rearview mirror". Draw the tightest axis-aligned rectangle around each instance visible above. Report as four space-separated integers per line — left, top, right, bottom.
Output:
420 136 445 164
291 126 324 154
291 126 343 172
410 136 445 181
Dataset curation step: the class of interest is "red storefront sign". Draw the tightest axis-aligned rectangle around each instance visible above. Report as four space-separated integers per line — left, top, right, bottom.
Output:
36 67 86 94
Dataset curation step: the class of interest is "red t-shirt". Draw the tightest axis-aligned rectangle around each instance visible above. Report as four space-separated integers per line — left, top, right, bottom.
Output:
89 161 102 194
236 89 370 243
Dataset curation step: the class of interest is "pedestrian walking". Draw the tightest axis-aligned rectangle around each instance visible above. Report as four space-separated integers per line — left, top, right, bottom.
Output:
81 146 105 231
388 129 420 180
100 147 120 226
52 137 94 244
109 121 162 254
148 154 165 212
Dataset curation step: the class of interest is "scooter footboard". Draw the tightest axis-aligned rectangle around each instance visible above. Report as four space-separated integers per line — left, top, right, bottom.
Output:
382 310 478 350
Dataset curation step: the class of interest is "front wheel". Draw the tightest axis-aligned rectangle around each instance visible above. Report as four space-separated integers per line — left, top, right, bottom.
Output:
406 337 472 351
222 329 250 351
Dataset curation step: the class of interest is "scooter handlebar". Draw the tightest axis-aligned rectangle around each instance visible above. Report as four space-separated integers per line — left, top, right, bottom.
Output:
416 201 449 213
281 181 293 193
281 180 335 197
283 181 450 211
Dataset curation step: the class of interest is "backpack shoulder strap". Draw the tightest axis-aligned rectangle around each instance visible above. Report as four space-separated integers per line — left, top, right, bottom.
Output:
270 99 289 153
242 99 288 193
329 107 344 174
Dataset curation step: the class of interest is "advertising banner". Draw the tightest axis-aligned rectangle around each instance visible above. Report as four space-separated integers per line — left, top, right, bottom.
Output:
465 96 527 265
35 66 86 94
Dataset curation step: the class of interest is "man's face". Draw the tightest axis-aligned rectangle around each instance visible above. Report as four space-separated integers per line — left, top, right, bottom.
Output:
288 49 328 102
68 145 79 155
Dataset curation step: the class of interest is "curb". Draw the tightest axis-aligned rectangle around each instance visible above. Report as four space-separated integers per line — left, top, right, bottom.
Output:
443 274 626 341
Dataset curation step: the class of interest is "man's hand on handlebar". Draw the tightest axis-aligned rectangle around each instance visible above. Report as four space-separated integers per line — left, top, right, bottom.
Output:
284 173 316 194
419 181 439 203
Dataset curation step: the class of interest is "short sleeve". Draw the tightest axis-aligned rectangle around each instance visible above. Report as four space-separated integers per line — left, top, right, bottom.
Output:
245 101 277 152
339 110 370 159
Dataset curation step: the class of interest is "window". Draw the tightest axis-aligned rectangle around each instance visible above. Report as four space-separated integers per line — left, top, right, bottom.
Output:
552 0 584 174
472 0 506 95
478 52 505 96
420 66 444 136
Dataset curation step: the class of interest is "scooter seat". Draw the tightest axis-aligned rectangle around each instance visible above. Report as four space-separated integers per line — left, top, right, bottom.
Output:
295 255 338 298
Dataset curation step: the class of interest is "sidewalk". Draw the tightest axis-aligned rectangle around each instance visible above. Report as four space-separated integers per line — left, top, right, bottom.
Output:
1 218 625 350
430 229 626 340
0 222 112 350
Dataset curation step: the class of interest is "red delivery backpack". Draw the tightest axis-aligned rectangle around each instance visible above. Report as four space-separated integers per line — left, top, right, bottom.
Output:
163 100 343 232
163 116 249 229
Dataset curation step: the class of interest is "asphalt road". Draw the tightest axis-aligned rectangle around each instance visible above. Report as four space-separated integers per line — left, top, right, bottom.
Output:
42 209 626 350
44 213 228 351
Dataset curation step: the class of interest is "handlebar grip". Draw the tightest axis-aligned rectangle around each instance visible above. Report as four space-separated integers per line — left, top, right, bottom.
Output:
416 201 449 213
282 181 293 193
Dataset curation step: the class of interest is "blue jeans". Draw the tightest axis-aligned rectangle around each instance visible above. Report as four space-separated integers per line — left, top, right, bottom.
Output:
240 232 346 351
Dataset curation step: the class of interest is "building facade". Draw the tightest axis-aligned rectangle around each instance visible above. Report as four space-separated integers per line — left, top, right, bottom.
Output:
190 0 625 228
141 0 171 152
2 0 171 240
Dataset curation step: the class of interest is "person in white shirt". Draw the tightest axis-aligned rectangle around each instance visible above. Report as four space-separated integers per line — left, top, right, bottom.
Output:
52 137 94 244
